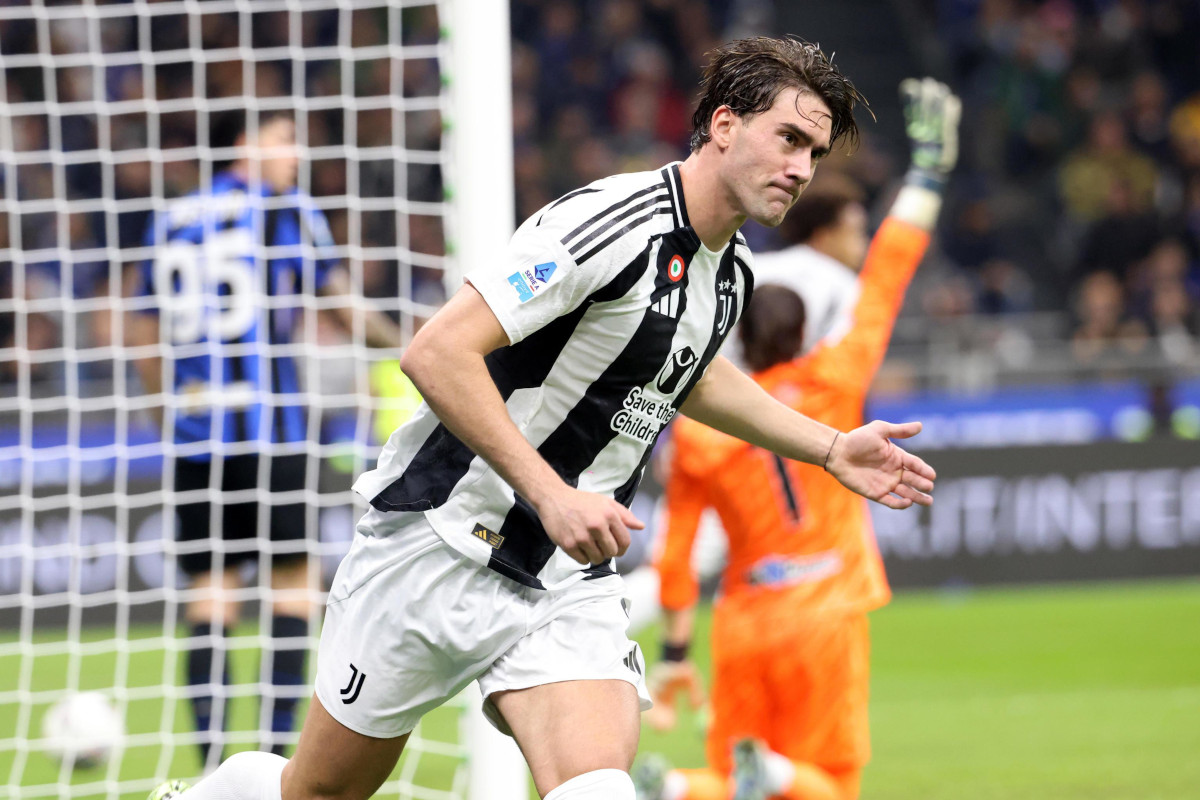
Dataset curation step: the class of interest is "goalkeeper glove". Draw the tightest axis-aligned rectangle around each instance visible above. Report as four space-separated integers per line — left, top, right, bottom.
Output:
899 77 962 189
644 658 707 732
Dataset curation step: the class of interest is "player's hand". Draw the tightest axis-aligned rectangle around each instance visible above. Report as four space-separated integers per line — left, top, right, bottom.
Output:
826 421 936 509
536 486 644 565
900 77 961 176
644 659 706 732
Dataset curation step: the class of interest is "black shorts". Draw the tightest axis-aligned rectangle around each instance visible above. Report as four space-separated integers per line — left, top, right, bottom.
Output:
173 452 310 576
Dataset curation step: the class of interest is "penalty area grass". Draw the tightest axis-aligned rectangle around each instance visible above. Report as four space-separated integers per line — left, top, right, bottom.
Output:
634 578 1200 800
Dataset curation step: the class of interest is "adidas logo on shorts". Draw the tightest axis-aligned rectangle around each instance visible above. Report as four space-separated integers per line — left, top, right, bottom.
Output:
471 523 505 549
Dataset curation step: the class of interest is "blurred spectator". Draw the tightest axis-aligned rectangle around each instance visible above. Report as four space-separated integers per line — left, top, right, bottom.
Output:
977 258 1035 315
1059 111 1158 223
1169 92 1200 174
1075 176 1161 280
1071 270 1148 367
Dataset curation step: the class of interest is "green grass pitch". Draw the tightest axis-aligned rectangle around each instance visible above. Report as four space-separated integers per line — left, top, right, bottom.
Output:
635 578 1200 800
4 578 1198 799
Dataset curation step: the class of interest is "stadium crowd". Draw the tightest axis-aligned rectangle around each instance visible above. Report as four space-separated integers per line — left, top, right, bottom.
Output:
507 0 1200 378
3 0 1200 392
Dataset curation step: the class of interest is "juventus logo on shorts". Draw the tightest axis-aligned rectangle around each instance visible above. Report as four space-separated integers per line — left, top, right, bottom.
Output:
340 663 366 704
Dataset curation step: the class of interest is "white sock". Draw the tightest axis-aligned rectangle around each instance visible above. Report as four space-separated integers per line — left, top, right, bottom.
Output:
762 748 796 795
183 751 286 800
543 768 635 799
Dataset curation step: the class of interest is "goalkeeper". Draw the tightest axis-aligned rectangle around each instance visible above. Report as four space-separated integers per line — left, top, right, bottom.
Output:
638 79 960 800
128 109 402 768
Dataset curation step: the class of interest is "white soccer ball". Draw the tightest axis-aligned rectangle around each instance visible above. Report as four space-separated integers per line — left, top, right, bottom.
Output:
40 691 125 769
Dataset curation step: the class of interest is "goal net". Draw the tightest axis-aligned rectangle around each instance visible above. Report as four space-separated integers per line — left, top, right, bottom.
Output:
0 1 523 798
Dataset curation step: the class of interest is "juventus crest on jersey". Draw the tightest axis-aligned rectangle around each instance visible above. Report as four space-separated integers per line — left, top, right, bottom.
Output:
353 163 755 589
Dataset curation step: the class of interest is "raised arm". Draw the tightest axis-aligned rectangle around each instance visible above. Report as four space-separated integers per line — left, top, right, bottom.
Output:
399 283 642 564
813 78 960 392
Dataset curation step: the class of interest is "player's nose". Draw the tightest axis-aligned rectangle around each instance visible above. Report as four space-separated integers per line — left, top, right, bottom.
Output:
786 149 815 184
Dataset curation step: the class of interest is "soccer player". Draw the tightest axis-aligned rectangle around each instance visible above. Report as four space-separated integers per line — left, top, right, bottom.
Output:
150 38 937 800
129 110 403 768
636 79 960 800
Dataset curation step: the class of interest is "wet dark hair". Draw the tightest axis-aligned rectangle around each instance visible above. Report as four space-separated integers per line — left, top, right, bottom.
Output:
690 36 867 153
777 175 866 245
740 284 807 372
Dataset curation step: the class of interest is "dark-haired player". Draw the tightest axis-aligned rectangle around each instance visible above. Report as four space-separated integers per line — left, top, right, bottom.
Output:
152 38 936 800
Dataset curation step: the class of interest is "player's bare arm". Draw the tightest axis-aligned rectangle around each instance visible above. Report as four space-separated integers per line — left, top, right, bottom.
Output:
680 355 935 508
399 283 643 564
318 268 405 350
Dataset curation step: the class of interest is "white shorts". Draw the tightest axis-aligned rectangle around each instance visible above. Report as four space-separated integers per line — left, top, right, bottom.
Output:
315 513 651 738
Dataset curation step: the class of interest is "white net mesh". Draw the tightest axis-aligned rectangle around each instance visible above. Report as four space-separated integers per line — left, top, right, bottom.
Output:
0 2 487 798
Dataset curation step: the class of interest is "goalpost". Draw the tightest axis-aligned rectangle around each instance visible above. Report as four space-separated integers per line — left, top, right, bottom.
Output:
0 1 527 798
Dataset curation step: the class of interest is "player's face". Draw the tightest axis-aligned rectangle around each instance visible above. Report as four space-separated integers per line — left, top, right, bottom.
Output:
725 88 833 228
255 118 299 193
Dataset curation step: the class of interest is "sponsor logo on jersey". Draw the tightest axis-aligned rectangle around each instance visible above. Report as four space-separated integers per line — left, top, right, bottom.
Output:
339 663 366 704
511 261 561 303
745 552 842 588
471 522 506 549
610 386 677 444
667 254 685 282
655 346 698 394
650 287 680 319
507 272 534 303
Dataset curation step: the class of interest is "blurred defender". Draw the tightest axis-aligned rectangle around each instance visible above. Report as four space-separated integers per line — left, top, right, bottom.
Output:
152 38 938 800
129 111 401 768
639 79 960 800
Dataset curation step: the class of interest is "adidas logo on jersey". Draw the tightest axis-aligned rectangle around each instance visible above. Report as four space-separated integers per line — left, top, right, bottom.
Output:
649 287 680 319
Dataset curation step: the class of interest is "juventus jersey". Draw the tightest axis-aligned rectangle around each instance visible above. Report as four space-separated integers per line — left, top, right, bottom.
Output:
353 163 754 590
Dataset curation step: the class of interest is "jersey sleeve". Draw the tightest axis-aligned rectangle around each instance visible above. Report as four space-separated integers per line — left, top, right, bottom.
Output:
464 225 596 346
654 427 709 612
808 218 930 397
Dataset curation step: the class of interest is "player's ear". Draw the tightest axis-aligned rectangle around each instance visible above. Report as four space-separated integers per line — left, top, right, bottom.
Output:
709 105 737 149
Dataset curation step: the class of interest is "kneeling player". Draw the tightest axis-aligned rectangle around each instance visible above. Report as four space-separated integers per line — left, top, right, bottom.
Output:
638 78 959 800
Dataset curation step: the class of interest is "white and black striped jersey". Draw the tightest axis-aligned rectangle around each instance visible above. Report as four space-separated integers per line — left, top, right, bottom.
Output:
352 163 755 590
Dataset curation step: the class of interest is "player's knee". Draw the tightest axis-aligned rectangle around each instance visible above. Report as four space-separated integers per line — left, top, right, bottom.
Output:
543 769 635 800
